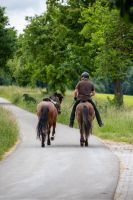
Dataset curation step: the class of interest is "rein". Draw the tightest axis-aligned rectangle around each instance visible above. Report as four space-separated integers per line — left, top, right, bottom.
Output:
50 97 61 114
43 94 62 114
49 98 57 105
69 99 76 108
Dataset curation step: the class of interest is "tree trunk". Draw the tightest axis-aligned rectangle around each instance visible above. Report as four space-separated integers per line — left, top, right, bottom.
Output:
113 79 123 106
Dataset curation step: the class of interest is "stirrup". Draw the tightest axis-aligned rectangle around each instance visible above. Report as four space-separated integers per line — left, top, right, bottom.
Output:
99 122 104 127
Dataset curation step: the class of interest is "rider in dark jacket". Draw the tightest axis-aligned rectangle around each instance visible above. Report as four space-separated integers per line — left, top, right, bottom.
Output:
69 72 104 127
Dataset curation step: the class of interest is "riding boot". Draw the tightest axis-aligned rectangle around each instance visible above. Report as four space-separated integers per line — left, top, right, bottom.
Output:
94 108 104 127
88 99 104 127
69 101 79 127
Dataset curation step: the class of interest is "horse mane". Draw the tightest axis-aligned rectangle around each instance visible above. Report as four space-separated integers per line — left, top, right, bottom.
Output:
52 92 63 103
41 92 63 115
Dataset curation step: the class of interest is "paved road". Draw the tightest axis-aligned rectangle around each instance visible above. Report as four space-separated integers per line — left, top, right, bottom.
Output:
0 97 119 200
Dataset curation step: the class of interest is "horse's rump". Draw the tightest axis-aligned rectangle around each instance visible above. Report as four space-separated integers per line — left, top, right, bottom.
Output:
76 102 95 123
37 101 58 139
36 92 63 147
76 102 95 146
37 101 58 122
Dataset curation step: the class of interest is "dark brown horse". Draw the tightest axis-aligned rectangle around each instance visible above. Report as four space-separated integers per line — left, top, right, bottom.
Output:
76 102 95 147
36 93 63 147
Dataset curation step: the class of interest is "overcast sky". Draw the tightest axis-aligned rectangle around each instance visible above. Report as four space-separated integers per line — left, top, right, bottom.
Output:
0 0 47 34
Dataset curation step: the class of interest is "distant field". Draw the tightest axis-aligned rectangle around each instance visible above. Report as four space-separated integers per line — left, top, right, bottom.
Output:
0 86 133 144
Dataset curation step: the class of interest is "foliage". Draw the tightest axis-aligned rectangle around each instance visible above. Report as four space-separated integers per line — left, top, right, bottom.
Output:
2 0 133 105
80 1 133 105
13 0 97 91
110 0 133 22
123 66 133 95
0 7 17 76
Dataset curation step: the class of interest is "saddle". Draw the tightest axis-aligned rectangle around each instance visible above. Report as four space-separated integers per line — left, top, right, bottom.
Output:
79 100 88 103
43 97 61 114
43 97 51 102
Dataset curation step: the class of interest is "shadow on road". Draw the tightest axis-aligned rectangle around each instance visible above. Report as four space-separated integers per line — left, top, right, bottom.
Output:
30 143 107 149
0 102 12 106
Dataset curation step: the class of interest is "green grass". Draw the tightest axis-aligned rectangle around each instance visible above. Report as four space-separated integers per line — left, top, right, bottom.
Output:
0 107 18 160
94 107 133 143
0 86 133 144
124 95 133 107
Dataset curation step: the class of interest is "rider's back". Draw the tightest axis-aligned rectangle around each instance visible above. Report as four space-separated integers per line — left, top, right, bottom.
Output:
76 79 94 101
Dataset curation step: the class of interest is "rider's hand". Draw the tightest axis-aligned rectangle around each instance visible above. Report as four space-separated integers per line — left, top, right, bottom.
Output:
74 97 77 101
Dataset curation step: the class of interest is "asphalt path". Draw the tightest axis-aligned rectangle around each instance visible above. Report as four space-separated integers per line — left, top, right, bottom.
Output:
0 97 119 200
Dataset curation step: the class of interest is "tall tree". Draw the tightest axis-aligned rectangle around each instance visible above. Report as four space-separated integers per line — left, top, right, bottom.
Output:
0 7 17 75
80 1 133 105
15 0 94 92
110 0 133 22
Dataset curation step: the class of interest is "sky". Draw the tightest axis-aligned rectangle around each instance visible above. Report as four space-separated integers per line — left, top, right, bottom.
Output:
0 0 47 34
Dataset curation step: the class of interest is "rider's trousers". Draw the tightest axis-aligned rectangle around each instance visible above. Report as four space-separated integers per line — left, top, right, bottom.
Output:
69 99 103 127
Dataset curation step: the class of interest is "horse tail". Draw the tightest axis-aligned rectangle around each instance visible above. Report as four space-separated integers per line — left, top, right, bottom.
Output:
82 105 91 136
37 106 49 139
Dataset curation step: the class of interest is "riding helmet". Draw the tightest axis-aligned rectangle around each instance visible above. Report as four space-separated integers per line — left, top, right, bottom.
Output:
81 71 89 79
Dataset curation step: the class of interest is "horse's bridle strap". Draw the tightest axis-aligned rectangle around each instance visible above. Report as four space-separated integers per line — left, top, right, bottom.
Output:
50 98 57 105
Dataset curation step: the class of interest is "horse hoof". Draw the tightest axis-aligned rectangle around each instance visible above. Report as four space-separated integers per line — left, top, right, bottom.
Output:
51 136 54 140
80 142 84 147
47 142 51 145
85 143 88 147
41 144 45 148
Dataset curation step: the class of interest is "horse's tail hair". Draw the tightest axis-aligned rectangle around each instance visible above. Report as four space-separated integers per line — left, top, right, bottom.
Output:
37 106 49 139
82 105 91 136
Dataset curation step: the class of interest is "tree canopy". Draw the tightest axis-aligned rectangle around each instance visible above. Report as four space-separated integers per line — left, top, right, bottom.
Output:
1 1 133 105
0 7 17 83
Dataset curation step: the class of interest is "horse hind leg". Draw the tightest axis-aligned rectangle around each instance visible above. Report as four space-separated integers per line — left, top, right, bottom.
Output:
47 127 51 145
41 132 46 147
51 122 56 141
80 127 85 147
80 140 84 147
85 139 88 147
85 124 92 147
84 130 89 147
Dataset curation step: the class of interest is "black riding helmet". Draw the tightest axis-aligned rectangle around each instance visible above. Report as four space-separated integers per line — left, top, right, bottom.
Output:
81 71 89 79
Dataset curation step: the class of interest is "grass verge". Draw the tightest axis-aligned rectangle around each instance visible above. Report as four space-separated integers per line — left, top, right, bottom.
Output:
0 86 133 144
0 107 18 160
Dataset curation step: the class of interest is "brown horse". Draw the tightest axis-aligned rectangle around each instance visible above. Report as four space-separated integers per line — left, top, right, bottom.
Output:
36 93 63 147
76 102 95 147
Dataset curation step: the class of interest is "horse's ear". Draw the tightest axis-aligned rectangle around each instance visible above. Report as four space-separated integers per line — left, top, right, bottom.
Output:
60 94 63 99
58 93 63 103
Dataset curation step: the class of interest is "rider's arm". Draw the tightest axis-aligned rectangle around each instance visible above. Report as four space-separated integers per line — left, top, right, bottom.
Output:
90 83 96 97
90 90 96 97
74 89 78 98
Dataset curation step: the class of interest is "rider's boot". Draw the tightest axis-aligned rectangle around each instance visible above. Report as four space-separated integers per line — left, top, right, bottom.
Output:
95 110 104 127
69 100 79 128
87 99 104 127
69 110 75 128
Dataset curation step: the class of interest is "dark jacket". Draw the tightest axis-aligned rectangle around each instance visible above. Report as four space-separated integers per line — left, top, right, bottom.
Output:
75 79 95 101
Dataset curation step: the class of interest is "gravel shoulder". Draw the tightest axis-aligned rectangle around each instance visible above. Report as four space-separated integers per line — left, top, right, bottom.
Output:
103 140 133 200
